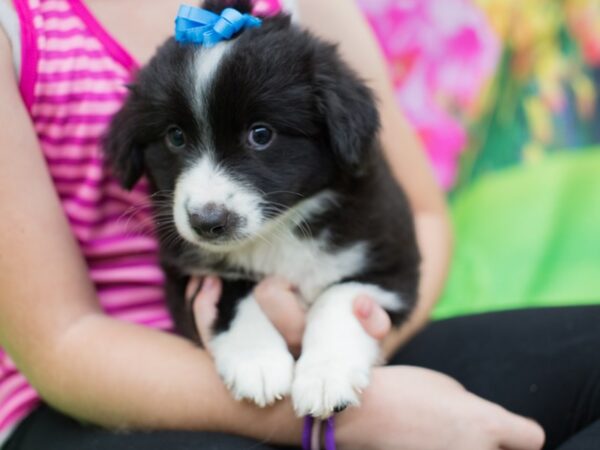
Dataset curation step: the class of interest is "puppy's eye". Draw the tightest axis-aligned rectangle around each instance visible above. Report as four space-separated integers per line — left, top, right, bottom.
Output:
247 124 275 150
166 126 186 150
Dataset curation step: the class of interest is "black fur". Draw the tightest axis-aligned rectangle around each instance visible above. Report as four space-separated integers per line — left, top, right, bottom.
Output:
203 0 253 15
103 5 420 342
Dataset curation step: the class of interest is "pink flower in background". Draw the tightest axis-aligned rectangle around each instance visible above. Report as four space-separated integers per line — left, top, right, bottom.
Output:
566 2 600 66
358 0 499 189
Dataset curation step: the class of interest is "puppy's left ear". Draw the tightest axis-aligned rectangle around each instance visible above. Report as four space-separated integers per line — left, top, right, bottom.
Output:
315 44 380 175
103 89 146 190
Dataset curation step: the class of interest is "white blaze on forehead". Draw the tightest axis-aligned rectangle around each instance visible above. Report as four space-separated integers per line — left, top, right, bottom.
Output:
192 41 234 119
173 154 264 245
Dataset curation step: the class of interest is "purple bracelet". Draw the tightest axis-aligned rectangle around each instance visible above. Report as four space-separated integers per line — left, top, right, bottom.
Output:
302 416 336 450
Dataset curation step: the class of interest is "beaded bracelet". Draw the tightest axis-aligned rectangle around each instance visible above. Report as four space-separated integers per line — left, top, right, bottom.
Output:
302 416 336 450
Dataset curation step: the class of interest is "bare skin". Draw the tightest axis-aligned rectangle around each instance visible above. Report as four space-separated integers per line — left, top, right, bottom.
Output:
0 1 543 448
193 276 545 450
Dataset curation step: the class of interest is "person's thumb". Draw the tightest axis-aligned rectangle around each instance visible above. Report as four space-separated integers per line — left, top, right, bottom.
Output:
353 295 391 341
188 276 222 344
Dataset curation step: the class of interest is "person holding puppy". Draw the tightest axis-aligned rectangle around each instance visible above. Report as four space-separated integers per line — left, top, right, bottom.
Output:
0 0 570 448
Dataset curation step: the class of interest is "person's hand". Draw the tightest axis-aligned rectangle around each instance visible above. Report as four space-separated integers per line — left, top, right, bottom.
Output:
188 278 544 450
336 366 545 450
188 276 392 353
187 276 222 343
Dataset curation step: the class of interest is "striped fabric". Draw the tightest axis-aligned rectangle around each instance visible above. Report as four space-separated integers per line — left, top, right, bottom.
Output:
0 0 172 435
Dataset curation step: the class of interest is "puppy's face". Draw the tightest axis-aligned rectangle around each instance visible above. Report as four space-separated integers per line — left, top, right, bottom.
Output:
105 15 378 251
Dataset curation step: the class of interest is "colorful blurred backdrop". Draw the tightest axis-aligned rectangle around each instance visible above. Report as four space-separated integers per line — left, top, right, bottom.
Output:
358 0 600 319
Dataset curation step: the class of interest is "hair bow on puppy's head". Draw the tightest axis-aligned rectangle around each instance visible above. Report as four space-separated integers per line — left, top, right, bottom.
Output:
175 5 262 47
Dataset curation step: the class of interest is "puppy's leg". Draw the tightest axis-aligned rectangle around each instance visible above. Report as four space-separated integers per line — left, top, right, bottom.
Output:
163 266 199 342
292 282 404 418
211 291 295 407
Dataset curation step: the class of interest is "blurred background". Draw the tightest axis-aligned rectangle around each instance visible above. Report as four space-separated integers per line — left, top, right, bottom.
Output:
261 0 600 320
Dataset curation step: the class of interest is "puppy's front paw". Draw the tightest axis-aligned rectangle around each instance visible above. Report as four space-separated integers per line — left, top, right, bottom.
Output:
214 347 295 407
291 353 371 418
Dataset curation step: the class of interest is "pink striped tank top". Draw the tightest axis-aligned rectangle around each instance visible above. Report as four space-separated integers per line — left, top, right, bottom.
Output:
0 0 174 435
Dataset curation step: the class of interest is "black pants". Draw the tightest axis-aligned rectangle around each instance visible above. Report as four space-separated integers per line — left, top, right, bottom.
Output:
5 306 600 450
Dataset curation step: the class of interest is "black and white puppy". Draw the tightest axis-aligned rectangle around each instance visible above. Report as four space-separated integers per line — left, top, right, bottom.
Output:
104 0 420 418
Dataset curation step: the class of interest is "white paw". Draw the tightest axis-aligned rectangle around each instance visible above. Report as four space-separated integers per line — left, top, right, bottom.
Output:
214 348 295 407
291 354 371 418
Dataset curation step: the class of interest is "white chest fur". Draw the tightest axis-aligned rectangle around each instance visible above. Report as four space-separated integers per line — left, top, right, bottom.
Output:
225 232 368 304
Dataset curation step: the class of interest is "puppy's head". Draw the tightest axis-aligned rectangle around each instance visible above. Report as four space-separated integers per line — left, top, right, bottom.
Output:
104 1 379 251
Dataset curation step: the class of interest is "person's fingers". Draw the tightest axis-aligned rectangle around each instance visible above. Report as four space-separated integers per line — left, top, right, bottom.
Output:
497 412 545 450
191 276 222 344
353 295 391 340
254 276 306 351
470 399 545 450
185 277 202 301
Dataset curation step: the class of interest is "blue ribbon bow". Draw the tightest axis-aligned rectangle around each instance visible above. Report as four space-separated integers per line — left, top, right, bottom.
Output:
175 5 262 47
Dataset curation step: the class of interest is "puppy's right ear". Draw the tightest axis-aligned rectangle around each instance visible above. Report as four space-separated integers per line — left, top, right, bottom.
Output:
103 90 145 190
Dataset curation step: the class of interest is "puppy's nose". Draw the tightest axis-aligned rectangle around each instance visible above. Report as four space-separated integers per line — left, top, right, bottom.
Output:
188 203 230 239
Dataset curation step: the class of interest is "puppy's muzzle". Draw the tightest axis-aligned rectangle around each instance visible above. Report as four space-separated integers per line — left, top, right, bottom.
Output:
188 202 239 240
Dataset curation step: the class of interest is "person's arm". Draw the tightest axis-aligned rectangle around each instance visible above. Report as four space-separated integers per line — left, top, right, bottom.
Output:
297 0 453 355
0 25 302 443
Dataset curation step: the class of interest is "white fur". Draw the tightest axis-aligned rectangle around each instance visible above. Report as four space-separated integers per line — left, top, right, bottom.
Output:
292 283 383 418
173 154 265 246
225 193 369 302
210 294 295 407
344 282 405 312
175 42 247 247
224 195 404 308
180 188 372 304
192 41 234 121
